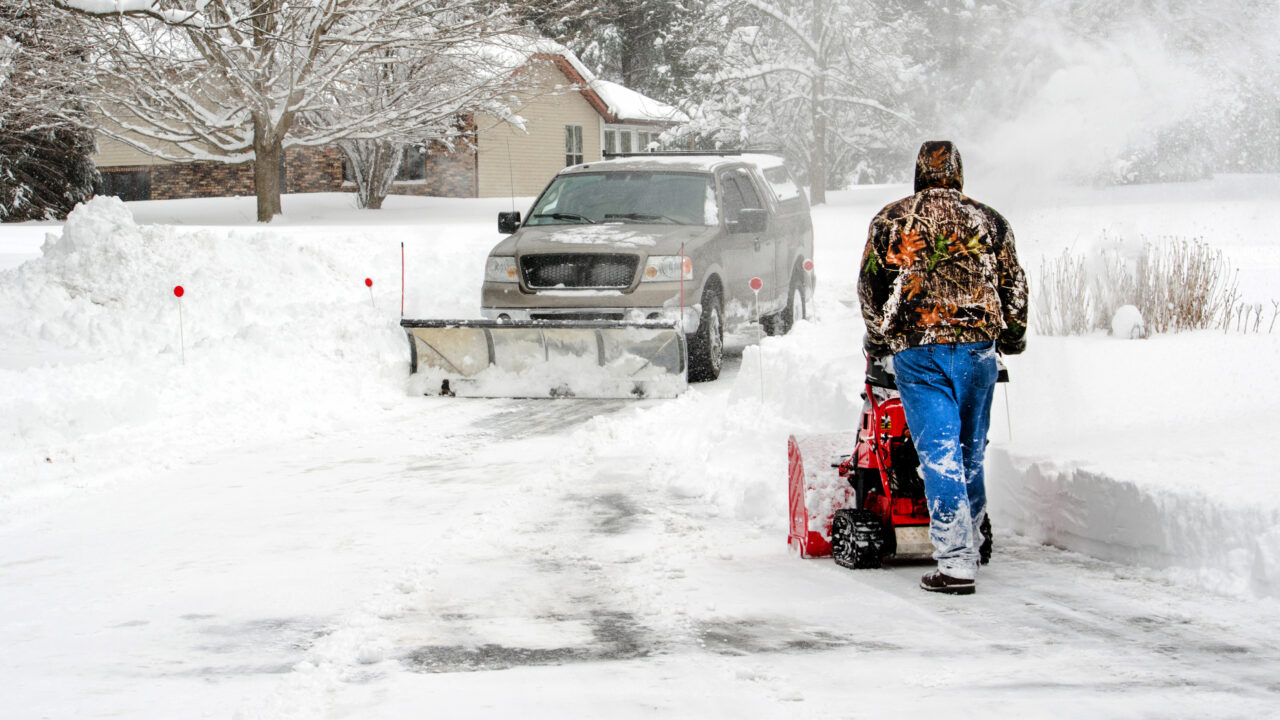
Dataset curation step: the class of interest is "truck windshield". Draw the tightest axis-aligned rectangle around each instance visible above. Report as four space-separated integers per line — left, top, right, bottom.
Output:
527 172 717 226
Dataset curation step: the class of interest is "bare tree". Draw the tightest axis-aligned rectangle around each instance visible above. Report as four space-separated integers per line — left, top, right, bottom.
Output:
328 38 531 209
518 0 714 104
686 0 915 203
54 0 539 222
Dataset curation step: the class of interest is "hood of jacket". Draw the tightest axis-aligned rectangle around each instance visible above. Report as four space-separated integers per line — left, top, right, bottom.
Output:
914 140 964 193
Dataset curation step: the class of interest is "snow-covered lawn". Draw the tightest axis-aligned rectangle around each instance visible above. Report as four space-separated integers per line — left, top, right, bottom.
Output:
1 181 1278 718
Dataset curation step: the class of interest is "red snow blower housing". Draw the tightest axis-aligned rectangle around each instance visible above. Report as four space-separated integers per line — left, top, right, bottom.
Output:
787 354 997 569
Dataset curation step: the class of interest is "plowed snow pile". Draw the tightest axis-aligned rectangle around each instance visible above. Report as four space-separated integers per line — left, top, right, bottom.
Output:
0 197 410 509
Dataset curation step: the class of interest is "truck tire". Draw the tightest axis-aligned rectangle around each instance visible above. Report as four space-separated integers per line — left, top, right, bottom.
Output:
687 288 723 382
779 272 806 334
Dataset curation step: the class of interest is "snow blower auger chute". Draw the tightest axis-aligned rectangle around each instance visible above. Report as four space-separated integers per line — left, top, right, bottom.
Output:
400 319 688 399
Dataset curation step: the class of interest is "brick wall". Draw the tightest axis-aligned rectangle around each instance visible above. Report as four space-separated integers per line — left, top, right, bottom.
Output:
135 146 345 200
286 146 344 194
105 144 468 200
384 149 477 198
151 160 254 200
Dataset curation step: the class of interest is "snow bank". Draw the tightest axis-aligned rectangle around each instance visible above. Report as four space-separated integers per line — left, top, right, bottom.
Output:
0 198 424 517
988 331 1280 598
989 450 1280 598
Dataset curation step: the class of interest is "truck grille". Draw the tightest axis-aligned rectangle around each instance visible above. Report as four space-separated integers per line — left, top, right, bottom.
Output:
520 254 638 289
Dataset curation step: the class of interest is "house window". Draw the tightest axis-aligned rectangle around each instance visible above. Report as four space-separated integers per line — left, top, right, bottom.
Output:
619 131 632 154
604 130 617 155
397 144 427 181
95 169 151 202
565 125 584 166
340 144 427 183
638 131 658 151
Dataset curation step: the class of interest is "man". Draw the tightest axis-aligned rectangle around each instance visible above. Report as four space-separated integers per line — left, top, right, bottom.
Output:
858 140 1028 595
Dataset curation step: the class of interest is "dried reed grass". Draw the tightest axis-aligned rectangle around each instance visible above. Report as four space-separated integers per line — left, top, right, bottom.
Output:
1034 236 1251 337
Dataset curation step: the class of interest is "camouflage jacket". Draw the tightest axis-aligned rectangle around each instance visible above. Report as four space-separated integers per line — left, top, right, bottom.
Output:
858 141 1028 355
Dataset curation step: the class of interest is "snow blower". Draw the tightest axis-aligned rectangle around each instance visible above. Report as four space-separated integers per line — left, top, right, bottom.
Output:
787 355 997 568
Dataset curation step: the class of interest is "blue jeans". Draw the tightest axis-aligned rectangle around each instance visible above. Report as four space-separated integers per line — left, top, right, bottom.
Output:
892 341 998 578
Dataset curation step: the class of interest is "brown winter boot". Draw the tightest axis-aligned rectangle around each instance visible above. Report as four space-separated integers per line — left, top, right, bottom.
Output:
920 570 976 595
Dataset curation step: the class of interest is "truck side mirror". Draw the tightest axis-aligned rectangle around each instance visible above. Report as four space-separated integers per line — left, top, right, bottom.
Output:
498 211 522 234
733 208 768 234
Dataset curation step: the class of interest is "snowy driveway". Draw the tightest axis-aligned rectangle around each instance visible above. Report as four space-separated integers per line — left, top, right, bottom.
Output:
4 188 1280 718
3 371 1278 719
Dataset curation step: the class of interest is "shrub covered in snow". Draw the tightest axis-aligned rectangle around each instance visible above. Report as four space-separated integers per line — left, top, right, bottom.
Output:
1034 236 1244 337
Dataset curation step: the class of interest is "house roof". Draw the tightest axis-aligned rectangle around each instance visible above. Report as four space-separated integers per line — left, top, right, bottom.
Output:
592 79 687 126
503 36 687 126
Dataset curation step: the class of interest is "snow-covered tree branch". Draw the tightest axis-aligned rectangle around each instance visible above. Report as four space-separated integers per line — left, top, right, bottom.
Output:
326 36 535 209
59 0 554 221
2 0 97 221
52 0 207 26
683 0 917 203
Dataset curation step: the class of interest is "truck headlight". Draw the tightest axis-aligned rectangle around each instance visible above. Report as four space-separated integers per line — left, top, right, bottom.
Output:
641 255 693 282
485 256 518 283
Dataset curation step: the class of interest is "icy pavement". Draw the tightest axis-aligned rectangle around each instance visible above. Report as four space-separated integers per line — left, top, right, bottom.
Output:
2 379 1277 719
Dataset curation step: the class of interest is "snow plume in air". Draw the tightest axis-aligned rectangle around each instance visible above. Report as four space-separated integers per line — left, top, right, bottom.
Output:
921 2 1279 196
967 25 1209 191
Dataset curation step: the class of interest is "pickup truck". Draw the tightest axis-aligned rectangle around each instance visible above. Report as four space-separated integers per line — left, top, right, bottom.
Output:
482 153 815 381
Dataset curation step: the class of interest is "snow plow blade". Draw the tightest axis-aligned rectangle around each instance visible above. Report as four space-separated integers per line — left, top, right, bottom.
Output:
400 319 687 399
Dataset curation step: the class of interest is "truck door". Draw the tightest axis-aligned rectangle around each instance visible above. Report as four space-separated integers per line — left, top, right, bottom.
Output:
760 165 806 312
718 168 777 324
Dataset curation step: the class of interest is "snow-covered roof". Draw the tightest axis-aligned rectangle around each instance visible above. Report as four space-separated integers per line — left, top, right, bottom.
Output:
590 79 688 125
494 35 686 126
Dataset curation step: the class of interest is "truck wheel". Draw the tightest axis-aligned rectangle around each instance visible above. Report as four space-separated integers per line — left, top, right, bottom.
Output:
779 270 807 334
687 289 723 382
761 312 781 336
832 509 885 569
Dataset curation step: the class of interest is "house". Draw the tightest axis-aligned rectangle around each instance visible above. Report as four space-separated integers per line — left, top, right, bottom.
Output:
468 45 688 198
92 42 687 202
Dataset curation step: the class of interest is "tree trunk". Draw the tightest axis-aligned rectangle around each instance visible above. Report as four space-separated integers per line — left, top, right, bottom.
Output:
809 72 827 206
252 121 283 222
250 1 282 223
340 138 402 210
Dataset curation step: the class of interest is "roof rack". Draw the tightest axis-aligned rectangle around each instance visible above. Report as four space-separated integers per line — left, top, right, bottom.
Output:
603 150 781 159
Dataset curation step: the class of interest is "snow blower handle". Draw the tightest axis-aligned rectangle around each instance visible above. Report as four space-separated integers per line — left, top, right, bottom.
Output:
863 353 896 390
862 335 891 360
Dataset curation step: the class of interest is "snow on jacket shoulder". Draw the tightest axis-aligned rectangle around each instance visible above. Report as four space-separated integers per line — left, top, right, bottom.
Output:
858 141 1028 355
